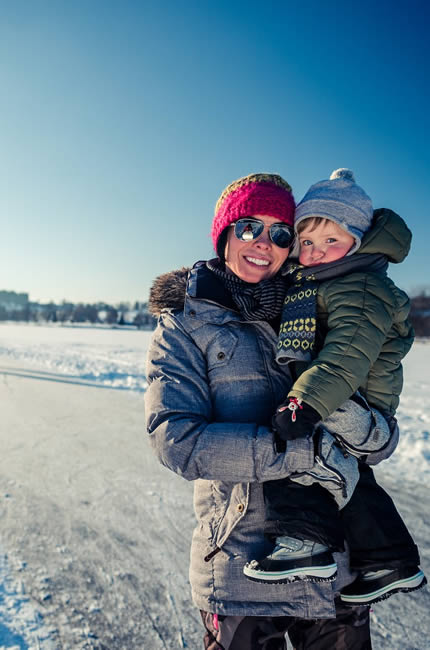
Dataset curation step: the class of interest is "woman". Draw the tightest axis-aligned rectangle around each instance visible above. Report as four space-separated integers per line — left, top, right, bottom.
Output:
145 173 372 649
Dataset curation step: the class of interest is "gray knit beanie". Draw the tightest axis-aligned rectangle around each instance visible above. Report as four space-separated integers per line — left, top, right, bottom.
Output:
294 168 373 255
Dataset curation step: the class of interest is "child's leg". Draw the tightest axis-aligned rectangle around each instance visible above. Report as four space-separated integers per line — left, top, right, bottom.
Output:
243 429 360 583
243 479 341 583
318 404 426 602
323 399 419 569
340 463 420 572
339 463 426 605
263 478 344 551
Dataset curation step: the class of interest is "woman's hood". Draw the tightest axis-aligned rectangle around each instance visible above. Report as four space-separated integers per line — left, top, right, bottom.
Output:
148 267 190 316
148 260 237 317
358 208 412 263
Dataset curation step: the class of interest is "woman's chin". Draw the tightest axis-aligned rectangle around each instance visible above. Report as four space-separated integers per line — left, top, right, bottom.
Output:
239 270 269 283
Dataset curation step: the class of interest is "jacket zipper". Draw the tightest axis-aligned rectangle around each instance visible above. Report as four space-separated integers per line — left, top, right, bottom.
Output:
204 547 222 562
314 455 348 499
333 430 390 459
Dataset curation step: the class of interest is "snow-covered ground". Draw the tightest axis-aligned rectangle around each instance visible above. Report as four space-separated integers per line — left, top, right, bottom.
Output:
0 324 149 392
0 323 429 648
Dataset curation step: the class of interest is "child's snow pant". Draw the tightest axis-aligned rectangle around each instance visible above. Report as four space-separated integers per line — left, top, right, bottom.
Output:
200 598 372 649
264 394 420 571
263 464 420 571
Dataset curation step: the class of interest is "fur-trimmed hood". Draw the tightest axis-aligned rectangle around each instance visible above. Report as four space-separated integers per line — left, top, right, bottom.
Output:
148 267 190 316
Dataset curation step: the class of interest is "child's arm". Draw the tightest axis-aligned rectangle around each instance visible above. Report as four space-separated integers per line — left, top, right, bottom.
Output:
283 272 398 422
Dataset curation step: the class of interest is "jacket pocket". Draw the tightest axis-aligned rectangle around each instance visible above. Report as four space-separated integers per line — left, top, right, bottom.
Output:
206 328 238 370
211 482 249 550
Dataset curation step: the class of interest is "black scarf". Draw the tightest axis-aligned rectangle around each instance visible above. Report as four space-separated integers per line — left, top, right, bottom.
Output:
206 259 287 321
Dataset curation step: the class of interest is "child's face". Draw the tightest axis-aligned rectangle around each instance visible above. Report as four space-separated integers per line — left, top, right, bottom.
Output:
298 220 355 266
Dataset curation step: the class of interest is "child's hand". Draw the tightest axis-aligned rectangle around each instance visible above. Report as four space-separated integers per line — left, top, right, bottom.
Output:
272 398 321 441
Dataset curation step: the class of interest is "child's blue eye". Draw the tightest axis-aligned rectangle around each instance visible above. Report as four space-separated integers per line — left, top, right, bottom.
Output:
327 238 337 243
301 240 312 246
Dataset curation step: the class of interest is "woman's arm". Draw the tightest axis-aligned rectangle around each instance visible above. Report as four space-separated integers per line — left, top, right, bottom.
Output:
144 312 313 482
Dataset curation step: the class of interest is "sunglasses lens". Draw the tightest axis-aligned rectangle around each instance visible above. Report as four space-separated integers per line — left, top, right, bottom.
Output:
234 219 293 248
270 224 294 248
234 220 263 242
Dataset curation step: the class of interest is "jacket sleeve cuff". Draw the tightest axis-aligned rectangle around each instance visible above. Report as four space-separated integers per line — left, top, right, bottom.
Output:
254 428 315 482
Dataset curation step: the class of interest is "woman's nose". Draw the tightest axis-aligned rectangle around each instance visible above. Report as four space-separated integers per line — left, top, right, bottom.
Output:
255 229 271 247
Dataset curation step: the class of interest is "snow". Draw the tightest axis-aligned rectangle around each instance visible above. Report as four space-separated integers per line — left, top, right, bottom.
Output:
0 324 149 392
0 323 428 648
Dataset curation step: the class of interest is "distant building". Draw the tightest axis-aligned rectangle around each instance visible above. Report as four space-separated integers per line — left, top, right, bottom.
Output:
0 290 29 312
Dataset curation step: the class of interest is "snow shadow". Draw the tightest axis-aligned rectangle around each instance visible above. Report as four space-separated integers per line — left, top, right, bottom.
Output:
0 367 144 392
0 619 29 649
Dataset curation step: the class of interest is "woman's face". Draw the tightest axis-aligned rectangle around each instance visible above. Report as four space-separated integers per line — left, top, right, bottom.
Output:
224 215 291 283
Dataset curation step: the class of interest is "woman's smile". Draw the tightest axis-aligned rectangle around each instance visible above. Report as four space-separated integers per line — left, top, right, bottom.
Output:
244 256 270 267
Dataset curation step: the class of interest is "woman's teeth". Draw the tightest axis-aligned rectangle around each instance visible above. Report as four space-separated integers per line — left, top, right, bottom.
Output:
245 257 269 266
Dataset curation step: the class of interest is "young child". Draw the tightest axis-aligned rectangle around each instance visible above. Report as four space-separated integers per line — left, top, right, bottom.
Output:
244 169 427 605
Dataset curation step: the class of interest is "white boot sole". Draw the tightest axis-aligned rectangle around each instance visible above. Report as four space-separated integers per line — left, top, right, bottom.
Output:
341 571 426 604
243 562 337 583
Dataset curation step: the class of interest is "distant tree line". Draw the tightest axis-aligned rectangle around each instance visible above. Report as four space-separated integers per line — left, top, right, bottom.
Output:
409 293 430 337
0 294 156 329
1 290 430 336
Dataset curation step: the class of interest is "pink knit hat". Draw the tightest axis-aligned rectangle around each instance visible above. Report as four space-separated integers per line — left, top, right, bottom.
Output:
211 173 295 255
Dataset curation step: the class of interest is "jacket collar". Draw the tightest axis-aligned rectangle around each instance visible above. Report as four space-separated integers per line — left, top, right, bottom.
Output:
148 259 242 326
285 253 388 283
184 261 245 328
186 260 236 310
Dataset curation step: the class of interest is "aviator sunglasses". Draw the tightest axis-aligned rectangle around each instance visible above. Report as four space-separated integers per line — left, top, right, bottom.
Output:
231 218 294 249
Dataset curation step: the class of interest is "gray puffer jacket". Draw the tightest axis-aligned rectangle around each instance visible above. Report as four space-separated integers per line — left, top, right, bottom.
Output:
145 262 353 618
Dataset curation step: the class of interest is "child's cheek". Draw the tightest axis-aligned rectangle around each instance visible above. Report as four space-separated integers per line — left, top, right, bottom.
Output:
299 249 308 265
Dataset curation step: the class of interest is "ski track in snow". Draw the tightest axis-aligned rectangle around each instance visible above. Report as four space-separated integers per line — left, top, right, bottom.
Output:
0 323 429 648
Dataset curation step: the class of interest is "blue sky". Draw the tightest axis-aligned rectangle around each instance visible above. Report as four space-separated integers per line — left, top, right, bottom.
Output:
1 0 429 304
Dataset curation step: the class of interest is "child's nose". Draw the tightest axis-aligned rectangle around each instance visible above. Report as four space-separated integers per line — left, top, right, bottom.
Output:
312 246 325 258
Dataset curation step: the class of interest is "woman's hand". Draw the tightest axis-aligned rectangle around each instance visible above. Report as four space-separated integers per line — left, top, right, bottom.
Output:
272 398 321 442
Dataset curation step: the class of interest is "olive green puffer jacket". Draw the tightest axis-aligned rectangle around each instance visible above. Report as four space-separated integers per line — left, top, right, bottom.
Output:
288 208 414 419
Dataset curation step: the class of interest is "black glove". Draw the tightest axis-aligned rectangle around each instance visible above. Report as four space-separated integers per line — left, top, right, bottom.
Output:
272 398 321 442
